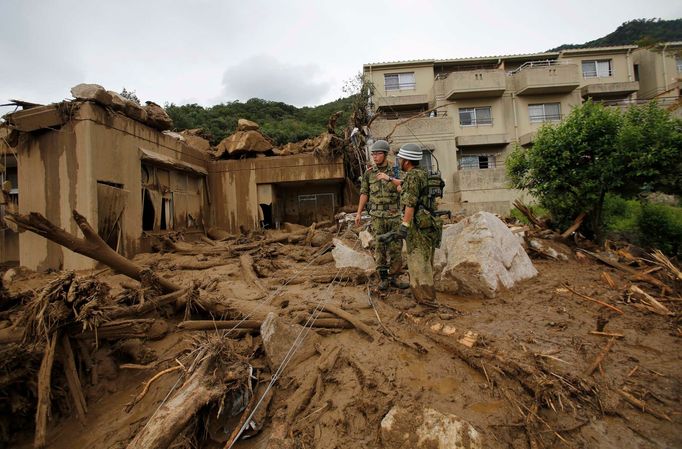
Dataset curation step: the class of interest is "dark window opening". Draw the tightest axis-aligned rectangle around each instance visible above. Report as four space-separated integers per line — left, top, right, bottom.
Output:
633 64 640 81
160 198 169 230
260 203 272 229
142 189 155 231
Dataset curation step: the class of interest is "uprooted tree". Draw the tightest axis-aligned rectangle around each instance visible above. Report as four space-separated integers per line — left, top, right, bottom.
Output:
506 100 682 240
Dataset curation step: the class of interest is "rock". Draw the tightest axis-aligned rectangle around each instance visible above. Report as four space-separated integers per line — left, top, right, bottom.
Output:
70 83 113 106
260 312 320 370
2 269 17 286
237 118 260 131
332 238 375 271
381 405 482 449
180 129 212 153
528 238 569 261
278 142 304 156
162 130 185 141
108 90 129 111
434 211 537 298
359 230 374 249
310 230 333 247
214 130 272 157
143 101 173 131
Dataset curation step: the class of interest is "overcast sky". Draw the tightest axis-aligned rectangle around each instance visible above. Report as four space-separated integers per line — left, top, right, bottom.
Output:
0 0 680 109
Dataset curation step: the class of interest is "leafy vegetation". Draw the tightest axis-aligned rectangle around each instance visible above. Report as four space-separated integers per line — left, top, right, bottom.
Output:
165 96 356 146
549 18 682 51
507 101 682 242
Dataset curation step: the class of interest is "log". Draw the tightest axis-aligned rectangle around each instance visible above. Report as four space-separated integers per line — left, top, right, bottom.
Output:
72 319 168 340
584 338 616 376
588 331 624 338
174 261 230 270
512 199 547 229
310 303 380 341
5 210 181 293
562 283 624 314
107 289 188 321
177 318 353 332
193 295 277 321
35 332 59 449
577 249 671 294
59 335 87 423
560 211 587 239
240 254 268 294
618 389 672 422
628 285 673 316
125 355 242 449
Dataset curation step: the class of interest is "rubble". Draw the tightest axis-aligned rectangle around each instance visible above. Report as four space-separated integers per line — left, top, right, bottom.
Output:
143 101 173 131
331 237 375 271
381 405 482 449
70 83 113 106
434 211 538 297
214 128 273 157
261 312 322 370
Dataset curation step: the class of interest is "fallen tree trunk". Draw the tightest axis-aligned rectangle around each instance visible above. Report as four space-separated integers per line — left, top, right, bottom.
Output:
177 318 353 331
577 249 672 294
35 332 59 449
240 254 268 294
126 354 245 449
5 210 181 293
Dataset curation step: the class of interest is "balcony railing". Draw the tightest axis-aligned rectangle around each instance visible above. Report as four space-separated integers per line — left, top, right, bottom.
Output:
529 113 562 123
507 59 566 75
385 82 416 91
459 117 493 127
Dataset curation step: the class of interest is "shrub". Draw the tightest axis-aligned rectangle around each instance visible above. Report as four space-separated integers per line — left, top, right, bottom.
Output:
637 203 682 256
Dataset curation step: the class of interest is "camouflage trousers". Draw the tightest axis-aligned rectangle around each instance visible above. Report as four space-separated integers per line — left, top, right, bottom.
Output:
405 226 437 304
370 216 403 275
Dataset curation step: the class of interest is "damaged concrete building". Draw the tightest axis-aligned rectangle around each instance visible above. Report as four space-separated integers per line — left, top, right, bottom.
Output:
0 94 347 270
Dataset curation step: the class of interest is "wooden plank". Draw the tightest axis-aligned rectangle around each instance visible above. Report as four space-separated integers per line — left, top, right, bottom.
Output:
60 335 87 423
35 332 59 449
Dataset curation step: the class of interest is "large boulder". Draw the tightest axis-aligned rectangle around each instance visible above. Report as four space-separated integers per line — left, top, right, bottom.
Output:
70 83 113 106
332 238 375 271
381 405 482 449
143 101 173 131
260 312 320 370
214 130 273 157
180 128 212 153
237 118 260 131
434 211 537 298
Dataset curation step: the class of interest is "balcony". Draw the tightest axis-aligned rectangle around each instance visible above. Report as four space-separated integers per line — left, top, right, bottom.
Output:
580 81 640 99
512 61 580 96
374 93 430 111
443 69 506 100
456 133 509 147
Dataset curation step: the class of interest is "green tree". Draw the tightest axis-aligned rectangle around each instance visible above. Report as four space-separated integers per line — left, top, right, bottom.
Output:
120 88 141 105
507 100 682 240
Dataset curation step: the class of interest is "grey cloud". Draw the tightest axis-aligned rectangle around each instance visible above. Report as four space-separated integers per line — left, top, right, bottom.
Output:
220 55 331 106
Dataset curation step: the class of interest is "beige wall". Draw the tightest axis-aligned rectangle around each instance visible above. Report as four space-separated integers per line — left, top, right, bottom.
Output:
364 64 435 100
15 102 208 271
208 154 345 233
561 52 634 85
634 46 682 99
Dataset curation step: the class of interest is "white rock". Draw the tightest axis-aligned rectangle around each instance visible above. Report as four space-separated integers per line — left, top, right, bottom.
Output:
435 211 537 298
381 405 482 449
359 230 374 249
332 238 375 271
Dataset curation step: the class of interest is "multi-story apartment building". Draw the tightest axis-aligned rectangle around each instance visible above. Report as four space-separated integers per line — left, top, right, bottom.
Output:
364 43 681 215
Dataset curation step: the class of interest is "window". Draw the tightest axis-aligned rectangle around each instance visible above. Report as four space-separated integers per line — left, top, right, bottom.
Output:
384 72 416 91
582 59 612 78
459 155 496 170
677 56 682 73
459 107 492 126
529 103 561 123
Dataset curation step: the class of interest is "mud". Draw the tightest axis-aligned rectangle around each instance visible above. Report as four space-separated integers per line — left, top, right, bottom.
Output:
2 230 681 449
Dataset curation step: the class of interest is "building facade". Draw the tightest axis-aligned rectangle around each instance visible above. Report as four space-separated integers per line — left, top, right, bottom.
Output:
364 43 681 215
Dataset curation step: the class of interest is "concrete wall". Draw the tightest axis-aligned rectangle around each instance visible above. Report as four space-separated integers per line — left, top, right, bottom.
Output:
365 64 435 101
15 102 208 271
208 154 344 233
634 46 682 99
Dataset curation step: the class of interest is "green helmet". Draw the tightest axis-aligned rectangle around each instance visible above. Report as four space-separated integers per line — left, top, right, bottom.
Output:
370 140 390 153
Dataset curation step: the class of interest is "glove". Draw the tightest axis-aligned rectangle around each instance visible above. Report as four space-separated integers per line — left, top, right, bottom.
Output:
377 231 397 244
398 222 409 239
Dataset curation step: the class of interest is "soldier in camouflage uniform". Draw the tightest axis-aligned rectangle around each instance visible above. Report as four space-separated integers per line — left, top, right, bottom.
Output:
355 140 408 291
395 143 439 305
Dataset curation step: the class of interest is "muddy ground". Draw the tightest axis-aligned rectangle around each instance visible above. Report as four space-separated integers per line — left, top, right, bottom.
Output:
2 228 681 449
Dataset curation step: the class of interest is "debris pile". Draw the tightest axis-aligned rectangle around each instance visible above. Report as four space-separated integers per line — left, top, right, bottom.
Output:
0 205 680 449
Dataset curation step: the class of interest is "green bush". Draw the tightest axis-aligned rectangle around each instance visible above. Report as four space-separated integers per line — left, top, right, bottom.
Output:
510 204 549 226
602 194 640 237
637 203 682 256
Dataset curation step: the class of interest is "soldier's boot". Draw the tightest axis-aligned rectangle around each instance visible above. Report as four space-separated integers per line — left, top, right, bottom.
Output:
378 269 390 291
389 276 410 289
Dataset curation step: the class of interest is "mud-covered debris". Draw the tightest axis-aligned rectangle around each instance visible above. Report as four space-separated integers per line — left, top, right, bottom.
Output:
381 405 482 449
261 312 321 370
434 211 537 298
331 238 375 271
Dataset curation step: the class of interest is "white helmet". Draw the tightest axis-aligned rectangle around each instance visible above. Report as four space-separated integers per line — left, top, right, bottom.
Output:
397 143 422 161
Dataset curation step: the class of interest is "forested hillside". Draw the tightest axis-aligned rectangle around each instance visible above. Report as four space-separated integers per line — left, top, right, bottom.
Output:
166 96 355 145
550 18 682 51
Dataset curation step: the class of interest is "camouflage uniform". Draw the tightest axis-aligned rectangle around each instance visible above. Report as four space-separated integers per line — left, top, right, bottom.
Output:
360 163 403 276
400 167 439 304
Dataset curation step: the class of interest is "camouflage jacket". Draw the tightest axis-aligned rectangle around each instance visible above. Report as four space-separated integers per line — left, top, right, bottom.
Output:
360 163 402 218
400 167 429 211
